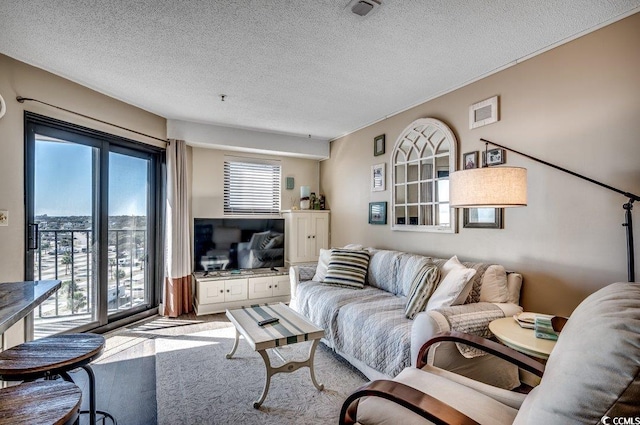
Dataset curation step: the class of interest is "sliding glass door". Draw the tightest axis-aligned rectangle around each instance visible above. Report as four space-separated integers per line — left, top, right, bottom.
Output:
25 113 163 337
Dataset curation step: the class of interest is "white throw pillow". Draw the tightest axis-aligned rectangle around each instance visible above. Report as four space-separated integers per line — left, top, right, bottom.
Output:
480 265 509 303
440 255 463 280
312 248 332 281
438 256 477 305
426 264 476 311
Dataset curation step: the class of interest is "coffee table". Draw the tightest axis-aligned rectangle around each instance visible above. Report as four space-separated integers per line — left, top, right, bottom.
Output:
225 302 325 408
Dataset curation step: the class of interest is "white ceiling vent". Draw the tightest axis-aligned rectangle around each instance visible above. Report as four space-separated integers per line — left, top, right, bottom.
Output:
347 0 381 17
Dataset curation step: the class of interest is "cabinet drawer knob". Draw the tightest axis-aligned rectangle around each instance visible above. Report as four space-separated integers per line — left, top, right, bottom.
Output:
220 290 223 293
226 289 230 292
274 284 278 288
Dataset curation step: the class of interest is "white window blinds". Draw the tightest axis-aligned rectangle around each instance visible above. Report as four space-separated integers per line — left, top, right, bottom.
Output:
224 157 281 215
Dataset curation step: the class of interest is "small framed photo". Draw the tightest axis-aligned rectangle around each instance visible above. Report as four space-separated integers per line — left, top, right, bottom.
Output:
482 148 506 167
469 96 499 129
463 208 503 229
374 134 385 156
463 151 479 170
369 202 387 225
371 163 386 192
285 177 295 190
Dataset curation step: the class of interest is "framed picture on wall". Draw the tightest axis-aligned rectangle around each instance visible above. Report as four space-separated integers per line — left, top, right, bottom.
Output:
463 208 503 229
371 163 385 192
369 202 387 225
482 148 506 167
374 134 385 156
469 96 499 129
463 151 479 169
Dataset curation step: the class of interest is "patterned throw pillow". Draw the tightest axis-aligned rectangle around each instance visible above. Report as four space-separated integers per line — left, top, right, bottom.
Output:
405 264 440 319
324 249 370 289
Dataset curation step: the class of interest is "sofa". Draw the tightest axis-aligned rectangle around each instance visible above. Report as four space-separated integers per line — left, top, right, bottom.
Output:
290 248 525 389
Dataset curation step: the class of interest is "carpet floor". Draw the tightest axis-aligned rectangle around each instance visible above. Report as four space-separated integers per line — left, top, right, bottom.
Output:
155 324 368 425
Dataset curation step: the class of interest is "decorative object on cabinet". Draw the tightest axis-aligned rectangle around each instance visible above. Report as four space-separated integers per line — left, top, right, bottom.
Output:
374 134 385 156
482 147 506 166
463 207 503 229
371 163 385 192
469 95 498 129
282 210 330 265
285 177 295 190
368 202 387 225
391 118 458 233
463 151 479 170
300 185 311 209
451 137 640 282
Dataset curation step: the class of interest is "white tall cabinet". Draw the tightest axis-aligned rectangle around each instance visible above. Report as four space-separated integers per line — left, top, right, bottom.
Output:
282 210 330 265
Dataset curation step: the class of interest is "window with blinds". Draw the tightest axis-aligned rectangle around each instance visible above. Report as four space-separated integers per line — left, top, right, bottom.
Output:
224 157 281 215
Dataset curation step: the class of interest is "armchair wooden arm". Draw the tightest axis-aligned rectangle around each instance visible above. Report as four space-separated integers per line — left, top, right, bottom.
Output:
340 331 546 425
339 379 479 425
417 331 545 377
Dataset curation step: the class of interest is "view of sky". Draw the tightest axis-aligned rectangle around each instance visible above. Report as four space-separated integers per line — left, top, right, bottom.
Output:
35 138 148 217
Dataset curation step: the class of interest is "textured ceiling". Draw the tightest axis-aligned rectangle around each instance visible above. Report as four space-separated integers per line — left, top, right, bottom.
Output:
1 1 639 141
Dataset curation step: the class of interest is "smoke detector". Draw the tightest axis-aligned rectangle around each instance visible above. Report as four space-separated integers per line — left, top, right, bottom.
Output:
347 0 381 17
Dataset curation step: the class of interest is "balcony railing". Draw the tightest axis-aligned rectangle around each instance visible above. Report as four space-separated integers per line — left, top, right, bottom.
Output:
34 228 147 323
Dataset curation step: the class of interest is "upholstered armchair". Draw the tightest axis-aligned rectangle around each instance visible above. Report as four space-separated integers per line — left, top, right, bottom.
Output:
340 282 640 425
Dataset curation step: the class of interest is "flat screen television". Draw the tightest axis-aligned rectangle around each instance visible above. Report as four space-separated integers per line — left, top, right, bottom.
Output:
194 218 285 272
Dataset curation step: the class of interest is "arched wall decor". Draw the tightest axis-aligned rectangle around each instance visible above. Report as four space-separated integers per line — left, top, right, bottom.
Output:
391 118 458 233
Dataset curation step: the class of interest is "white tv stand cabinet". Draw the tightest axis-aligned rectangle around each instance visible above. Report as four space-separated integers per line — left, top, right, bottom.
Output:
193 268 290 316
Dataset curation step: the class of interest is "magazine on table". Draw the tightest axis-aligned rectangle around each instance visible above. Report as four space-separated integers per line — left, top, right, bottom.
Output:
513 312 553 329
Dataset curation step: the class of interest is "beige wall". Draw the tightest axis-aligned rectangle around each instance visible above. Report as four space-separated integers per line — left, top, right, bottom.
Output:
0 54 166 282
191 146 320 218
322 13 640 316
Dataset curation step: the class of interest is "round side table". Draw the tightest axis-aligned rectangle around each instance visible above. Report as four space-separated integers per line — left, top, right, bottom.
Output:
489 317 556 360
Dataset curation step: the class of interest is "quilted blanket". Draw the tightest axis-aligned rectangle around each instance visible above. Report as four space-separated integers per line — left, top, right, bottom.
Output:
292 280 390 348
431 303 505 358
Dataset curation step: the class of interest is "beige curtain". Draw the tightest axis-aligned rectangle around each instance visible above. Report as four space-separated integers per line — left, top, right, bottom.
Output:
163 139 192 317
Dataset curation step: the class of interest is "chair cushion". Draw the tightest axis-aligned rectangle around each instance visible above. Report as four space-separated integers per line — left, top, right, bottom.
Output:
355 367 518 425
513 282 640 425
324 249 370 289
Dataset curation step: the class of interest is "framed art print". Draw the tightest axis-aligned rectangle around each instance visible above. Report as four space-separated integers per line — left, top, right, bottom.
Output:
482 148 506 166
371 163 385 192
463 151 479 169
369 202 387 225
463 208 503 229
470 96 499 129
374 134 385 156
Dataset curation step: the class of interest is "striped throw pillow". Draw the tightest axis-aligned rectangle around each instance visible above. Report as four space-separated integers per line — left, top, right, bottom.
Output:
324 249 370 289
405 264 440 319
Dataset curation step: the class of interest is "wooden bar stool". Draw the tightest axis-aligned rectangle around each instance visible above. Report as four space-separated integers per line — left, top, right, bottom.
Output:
0 333 116 424
0 380 81 425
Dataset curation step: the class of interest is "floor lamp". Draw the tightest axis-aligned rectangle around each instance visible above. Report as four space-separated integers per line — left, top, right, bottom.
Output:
450 138 640 282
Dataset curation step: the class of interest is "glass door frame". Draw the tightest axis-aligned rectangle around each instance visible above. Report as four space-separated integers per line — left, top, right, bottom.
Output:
24 112 165 333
